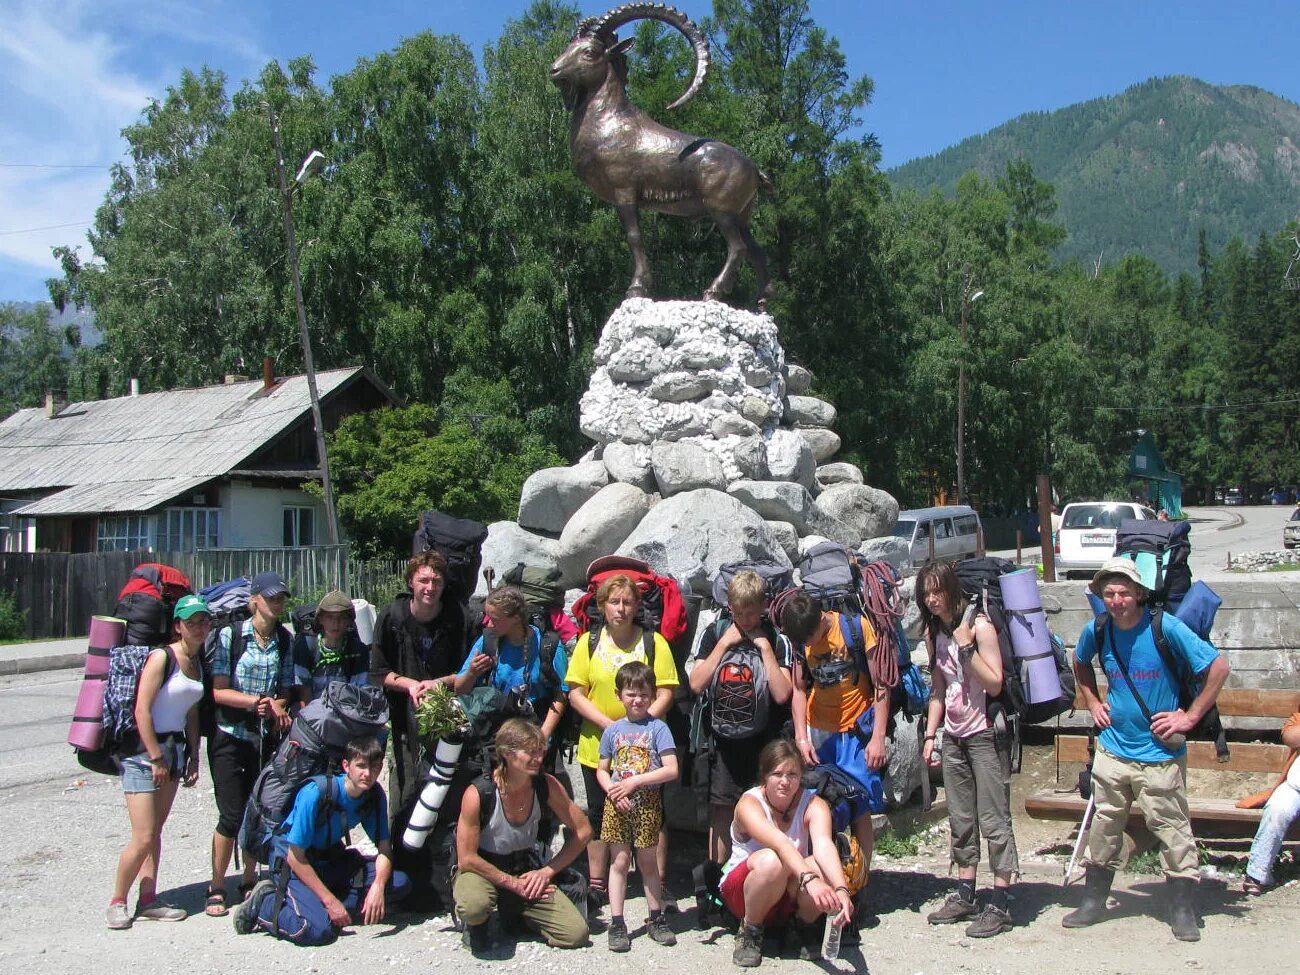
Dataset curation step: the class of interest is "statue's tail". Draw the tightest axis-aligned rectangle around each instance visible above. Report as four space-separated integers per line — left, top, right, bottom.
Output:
759 170 776 196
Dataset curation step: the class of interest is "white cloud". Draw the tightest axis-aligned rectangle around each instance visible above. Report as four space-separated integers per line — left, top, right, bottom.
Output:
0 0 266 295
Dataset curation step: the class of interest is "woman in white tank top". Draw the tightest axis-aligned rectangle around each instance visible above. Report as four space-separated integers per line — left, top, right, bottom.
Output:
720 740 855 967
917 560 1018 939
107 593 209 929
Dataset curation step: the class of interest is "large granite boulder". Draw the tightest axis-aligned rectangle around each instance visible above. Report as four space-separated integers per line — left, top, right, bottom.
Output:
765 428 816 489
557 482 656 586
602 441 655 493
785 363 813 395
815 462 864 489
798 427 841 463
727 480 817 534
517 461 609 534
859 535 911 569
813 483 899 542
651 441 726 496
616 489 790 594
765 520 800 563
786 394 837 428
476 522 559 598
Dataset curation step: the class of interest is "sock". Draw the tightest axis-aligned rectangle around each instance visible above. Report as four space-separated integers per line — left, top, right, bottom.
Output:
612 914 625 927
957 879 976 903
648 908 663 921
990 887 1009 911
109 897 127 906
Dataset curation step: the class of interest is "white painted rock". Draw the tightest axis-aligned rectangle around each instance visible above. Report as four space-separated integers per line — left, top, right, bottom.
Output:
651 441 726 496
785 363 813 394
814 483 900 542
798 427 841 463
557 482 655 586
764 520 800 564
816 462 864 488
617 489 791 594
476 522 560 598
787 395 837 428
602 441 655 492
765 428 816 489
727 480 817 534
517 461 610 534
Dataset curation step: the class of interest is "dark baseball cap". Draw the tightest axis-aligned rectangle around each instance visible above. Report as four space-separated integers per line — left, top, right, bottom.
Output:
251 571 290 598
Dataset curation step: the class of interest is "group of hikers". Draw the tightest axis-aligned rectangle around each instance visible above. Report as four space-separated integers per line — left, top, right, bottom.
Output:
103 546 1300 963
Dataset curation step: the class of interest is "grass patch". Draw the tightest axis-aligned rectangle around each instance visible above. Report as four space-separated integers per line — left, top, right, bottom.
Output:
1124 849 1164 875
874 827 922 858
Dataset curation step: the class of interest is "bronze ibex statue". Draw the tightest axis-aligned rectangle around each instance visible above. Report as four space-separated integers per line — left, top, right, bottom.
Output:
550 4 773 306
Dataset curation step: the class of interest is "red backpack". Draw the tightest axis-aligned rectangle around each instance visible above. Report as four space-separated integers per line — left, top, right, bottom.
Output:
114 563 193 647
570 555 689 646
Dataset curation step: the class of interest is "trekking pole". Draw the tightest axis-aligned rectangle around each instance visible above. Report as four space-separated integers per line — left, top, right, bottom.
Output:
1063 793 1096 887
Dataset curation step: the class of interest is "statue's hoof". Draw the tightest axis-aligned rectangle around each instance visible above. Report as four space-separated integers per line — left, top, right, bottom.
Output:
625 285 649 299
702 290 721 303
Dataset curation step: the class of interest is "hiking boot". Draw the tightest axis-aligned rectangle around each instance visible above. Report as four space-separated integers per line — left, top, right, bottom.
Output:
232 879 276 935
462 920 506 959
792 919 823 961
1167 877 1201 942
965 904 1013 938
733 922 764 967
607 918 631 952
927 891 979 925
106 902 133 930
1062 864 1114 929
648 912 677 946
136 901 187 922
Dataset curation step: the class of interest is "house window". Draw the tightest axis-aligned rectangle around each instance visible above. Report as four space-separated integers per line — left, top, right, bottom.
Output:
97 515 151 552
283 506 315 547
158 508 221 551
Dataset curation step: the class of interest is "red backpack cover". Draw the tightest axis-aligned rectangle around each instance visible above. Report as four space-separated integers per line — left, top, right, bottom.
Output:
570 555 688 644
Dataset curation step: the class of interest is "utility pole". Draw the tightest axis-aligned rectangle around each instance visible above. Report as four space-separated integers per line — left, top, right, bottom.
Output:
268 104 339 545
957 269 984 504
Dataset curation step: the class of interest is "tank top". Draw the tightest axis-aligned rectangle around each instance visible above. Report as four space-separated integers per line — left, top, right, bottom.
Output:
722 785 814 881
150 650 204 735
479 780 542 856
934 625 990 739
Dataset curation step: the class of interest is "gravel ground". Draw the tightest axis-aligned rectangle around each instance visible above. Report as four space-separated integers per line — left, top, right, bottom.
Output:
2 671 1296 975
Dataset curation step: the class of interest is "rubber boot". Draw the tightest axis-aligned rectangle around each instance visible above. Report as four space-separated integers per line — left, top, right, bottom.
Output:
1062 865 1114 928
1167 877 1201 942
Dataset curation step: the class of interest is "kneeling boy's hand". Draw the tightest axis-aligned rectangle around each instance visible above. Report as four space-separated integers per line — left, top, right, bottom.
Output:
326 895 351 929
361 882 386 925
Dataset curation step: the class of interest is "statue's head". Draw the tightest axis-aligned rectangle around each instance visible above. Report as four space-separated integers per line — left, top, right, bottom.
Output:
549 4 710 112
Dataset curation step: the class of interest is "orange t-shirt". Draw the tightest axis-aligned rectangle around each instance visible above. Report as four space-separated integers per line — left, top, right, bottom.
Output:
805 611 877 733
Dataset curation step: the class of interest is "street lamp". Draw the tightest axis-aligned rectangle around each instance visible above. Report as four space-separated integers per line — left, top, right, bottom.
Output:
267 106 340 545
956 273 984 504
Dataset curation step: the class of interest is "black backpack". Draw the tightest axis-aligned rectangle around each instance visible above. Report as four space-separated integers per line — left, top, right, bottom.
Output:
1113 520 1192 605
413 510 489 603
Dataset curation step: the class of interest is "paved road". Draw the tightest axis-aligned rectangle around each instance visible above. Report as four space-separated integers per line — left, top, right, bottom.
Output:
1183 504 1295 581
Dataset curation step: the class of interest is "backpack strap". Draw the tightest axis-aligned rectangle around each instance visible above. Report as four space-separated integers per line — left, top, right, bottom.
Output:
475 773 553 840
589 622 656 673
836 613 872 680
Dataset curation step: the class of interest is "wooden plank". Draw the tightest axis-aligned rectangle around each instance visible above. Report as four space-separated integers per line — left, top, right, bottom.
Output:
1025 790 1300 839
1072 684 1300 718
1054 734 1291 773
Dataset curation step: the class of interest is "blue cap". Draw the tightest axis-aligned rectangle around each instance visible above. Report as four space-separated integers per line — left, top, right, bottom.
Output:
251 571 289 598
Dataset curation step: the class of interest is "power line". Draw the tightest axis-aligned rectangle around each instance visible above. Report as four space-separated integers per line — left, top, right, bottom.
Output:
0 163 113 170
0 221 90 237
1076 394 1300 413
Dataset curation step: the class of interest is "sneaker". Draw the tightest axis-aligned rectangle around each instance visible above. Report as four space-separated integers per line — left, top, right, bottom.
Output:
607 918 632 952
647 913 677 946
964 904 1013 939
106 902 133 930
926 892 980 925
733 922 763 968
232 880 276 935
136 901 187 922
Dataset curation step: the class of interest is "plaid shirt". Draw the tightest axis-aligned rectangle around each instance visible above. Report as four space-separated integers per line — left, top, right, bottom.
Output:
213 619 294 742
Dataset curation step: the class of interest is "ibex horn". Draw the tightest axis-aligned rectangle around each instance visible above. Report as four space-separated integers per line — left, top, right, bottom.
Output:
578 4 710 111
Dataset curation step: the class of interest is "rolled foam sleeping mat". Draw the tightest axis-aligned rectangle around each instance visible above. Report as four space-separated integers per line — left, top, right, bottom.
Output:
997 568 1063 707
68 615 126 749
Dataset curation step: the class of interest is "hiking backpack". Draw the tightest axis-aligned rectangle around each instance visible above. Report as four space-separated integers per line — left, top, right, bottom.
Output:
709 640 772 741
796 542 865 615
709 560 795 611
570 555 689 650
73 646 179 775
114 563 193 647
412 509 489 603
1113 519 1193 606
801 763 873 894
239 682 389 863
953 556 1075 729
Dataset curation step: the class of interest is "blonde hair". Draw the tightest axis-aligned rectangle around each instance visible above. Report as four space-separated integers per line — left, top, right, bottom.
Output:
492 718 548 791
596 573 640 609
727 570 765 610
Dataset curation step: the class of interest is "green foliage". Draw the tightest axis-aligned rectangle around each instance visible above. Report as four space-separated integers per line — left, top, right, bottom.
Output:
0 303 73 417
327 401 563 558
0 590 27 641
873 827 921 858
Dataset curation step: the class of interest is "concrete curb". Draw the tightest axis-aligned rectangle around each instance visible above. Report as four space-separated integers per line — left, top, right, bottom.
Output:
0 652 86 676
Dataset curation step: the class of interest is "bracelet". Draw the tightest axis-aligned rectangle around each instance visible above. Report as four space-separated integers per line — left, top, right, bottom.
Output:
923 735 936 742
796 737 810 744
834 886 851 896
797 871 817 891
148 755 165 765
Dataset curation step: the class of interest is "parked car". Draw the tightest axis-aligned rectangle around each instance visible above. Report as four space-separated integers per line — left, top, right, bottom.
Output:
1284 508 1300 549
1055 501 1158 579
1225 487 1245 506
892 505 984 569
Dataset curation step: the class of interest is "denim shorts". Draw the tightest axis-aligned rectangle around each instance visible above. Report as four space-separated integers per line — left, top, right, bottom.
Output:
120 737 187 794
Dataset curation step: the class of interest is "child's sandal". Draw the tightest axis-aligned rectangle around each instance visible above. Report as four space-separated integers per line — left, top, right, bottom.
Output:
204 886 228 917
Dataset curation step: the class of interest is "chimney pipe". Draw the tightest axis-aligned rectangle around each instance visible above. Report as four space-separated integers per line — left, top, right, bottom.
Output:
45 392 56 418
262 356 275 391
129 378 140 396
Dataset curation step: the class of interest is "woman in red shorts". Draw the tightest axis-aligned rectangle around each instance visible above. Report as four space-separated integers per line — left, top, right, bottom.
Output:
720 739 853 967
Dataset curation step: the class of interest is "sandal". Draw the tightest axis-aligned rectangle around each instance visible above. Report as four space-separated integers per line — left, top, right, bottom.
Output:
1242 875 1271 896
237 879 258 902
204 886 229 917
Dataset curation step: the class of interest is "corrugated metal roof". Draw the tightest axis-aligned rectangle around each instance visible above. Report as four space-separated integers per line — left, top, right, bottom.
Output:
11 476 216 515
0 368 378 511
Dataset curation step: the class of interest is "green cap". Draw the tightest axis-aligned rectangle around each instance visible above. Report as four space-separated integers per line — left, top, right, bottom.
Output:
174 594 211 620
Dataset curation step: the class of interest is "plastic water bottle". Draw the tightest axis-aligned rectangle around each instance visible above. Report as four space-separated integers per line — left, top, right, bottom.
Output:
821 910 842 961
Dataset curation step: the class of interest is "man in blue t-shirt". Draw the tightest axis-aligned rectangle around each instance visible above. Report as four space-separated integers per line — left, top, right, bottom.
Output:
234 737 410 945
1063 558 1227 942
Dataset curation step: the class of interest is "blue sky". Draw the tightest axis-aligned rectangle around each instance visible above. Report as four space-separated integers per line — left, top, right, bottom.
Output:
2 0 1298 302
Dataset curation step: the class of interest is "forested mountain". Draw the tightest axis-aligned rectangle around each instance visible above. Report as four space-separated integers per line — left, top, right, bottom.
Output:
890 76 1300 275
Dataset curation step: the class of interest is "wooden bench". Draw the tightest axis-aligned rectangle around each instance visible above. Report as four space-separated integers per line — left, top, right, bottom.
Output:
1025 687 1300 839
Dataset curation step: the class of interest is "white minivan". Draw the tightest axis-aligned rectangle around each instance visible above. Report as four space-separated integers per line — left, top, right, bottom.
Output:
892 505 985 569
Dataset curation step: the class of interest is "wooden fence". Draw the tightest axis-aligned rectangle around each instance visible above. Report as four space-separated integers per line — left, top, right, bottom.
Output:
0 546 407 639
